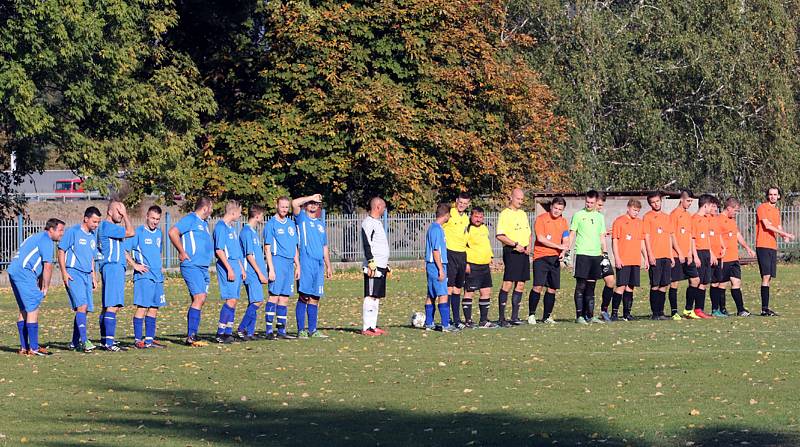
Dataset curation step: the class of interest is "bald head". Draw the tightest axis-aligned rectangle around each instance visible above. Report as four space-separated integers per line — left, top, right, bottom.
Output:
369 197 386 218
509 188 525 210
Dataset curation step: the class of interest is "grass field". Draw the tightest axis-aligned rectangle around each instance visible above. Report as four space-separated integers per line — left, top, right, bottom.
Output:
1 264 799 446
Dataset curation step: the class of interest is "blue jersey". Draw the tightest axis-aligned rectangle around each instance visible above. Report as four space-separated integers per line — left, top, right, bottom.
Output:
263 215 299 260
173 212 213 267
296 210 327 260
214 220 243 261
240 223 267 284
8 231 55 278
58 224 99 273
425 222 447 264
128 225 164 283
97 220 127 265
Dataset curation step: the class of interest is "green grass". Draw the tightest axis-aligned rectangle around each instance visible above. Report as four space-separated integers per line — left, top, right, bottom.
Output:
1 265 799 446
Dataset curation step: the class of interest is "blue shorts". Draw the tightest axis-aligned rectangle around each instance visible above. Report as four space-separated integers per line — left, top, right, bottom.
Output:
66 267 94 312
133 279 166 308
181 264 210 297
426 263 448 298
9 269 44 312
100 263 126 308
298 256 324 298
244 279 265 303
269 256 295 297
216 261 243 300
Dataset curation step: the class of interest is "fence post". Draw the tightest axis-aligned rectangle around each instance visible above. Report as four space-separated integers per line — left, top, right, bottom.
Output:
16 214 24 249
164 212 171 269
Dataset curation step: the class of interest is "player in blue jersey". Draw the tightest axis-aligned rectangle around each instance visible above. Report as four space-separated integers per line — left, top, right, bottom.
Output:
424 203 458 332
213 200 246 344
236 204 268 340
9 218 65 355
58 207 102 352
263 196 300 340
169 196 214 347
97 199 135 351
126 205 167 349
292 194 333 338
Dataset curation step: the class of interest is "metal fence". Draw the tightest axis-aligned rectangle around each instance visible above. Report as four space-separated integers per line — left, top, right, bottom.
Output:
3 206 800 271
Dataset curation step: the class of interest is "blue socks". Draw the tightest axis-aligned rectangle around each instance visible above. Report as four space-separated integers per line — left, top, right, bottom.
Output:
17 321 28 351
438 302 451 328
425 303 435 326
187 307 201 338
264 302 277 334
296 300 307 331
145 316 156 344
103 312 117 347
218 304 235 335
133 317 144 342
225 305 235 336
75 312 88 343
98 311 106 345
276 305 288 335
238 303 259 335
26 323 39 351
307 303 319 333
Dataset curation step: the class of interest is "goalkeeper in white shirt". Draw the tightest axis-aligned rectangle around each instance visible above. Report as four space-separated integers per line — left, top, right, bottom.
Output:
361 197 391 336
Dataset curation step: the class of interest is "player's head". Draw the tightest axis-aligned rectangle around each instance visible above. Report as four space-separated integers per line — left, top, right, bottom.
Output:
724 197 740 217
679 189 694 210
369 197 386 217
585 190 599 211
83 206 102 231
646 191 663 212
304 197 321 214
45 218 66 241
470 206 485 226
106 199 125 223
596 192 607 211
767 187 781 204
455 192 471 213
146 205 162 230
194 196 213 219
276 196 291 218
248 204 266 223
436 202 451 223
626 199 642 218
508 188 525 210
225 200 242 220
549 197 566 218
709 196 720 215
697 194 714 212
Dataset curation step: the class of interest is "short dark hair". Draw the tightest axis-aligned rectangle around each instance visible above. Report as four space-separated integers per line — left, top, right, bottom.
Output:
586 190 599 199
627 199 642 209
680 189 694 199
551 197 566 207
436 202 450 218
147 205 162 215
45 218 65 231
471 206 484 215
248 204 266 219
597 191 607 201
698 194 715 208
84 206 101 219
194 196 212 211
725 197 740 208
457 192 471 201
767 186 781 198
646 191 663 201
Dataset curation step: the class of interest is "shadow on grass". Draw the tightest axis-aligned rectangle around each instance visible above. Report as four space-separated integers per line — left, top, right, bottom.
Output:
38 384 800 447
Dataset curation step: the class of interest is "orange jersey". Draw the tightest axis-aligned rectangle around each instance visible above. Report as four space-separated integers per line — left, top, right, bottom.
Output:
691 214 711 250
719 214 740 262
533 212 569 259
670 207 692 257
708 215 724 257
642 210 672 259
756 202 780 249
612 214 644 266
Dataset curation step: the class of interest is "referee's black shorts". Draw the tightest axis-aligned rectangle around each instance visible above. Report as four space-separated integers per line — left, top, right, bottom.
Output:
446 250 467 288
502 246 530 282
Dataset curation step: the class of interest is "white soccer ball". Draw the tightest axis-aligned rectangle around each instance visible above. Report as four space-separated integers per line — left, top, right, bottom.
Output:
527 314 537 325
410 311 426 328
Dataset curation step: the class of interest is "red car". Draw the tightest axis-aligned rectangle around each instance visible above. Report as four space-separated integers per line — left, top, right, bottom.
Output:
54 178 84 194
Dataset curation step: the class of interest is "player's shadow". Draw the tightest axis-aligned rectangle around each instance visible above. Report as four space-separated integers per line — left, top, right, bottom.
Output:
35 384 800 447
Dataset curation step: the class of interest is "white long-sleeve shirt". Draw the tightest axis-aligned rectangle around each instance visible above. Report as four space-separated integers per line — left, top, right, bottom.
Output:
361 215 390 268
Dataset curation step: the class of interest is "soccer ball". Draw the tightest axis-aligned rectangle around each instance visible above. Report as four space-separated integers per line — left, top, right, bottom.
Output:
527 314 537 325
410 311 426 328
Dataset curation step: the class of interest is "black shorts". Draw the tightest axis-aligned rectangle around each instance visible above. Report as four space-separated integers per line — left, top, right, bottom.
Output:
364 268 388 298
574 254 603 280
447 250 467 288
756 247 778 278
616 265 641 287
695 250 712 284
671 257 699 282
721 261 741 282
648 258 672 287
533 256 561 289
711 260 724 284
465 263 492 291
502 246 530 282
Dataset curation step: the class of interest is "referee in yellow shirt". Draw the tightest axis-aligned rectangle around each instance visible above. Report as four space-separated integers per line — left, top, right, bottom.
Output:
463 207 498 328
496 188 533 326
442 192 471 328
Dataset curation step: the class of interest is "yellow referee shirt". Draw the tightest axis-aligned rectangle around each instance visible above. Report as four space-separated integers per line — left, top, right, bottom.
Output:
497 208 531 246
443 206 469 252
465 224 493 265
